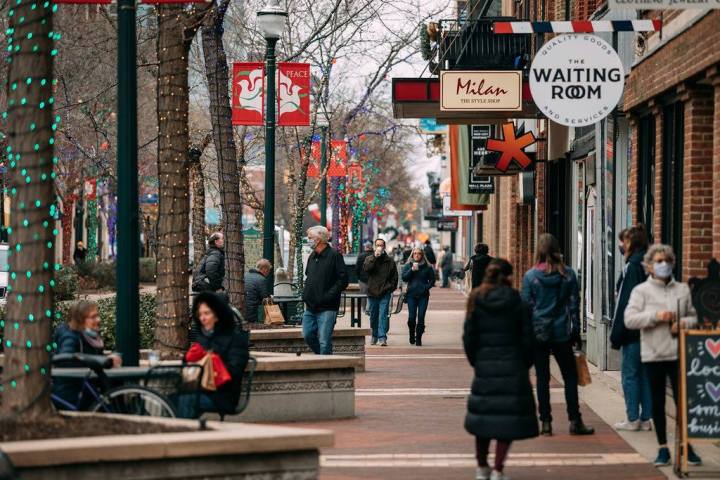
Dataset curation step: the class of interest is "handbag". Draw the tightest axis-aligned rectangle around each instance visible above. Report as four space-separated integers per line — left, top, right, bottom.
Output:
574 351 592 386
263 298 285 325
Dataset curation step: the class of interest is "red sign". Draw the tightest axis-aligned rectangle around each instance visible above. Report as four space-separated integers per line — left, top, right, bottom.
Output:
232 62 264 126
347 163 364 192
84 178 97 201
486 122 536 173
305 141 322 178
277 63 311 126
328 140 347 177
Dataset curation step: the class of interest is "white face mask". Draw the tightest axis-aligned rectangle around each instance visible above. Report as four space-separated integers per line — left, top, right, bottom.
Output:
653 261 673 279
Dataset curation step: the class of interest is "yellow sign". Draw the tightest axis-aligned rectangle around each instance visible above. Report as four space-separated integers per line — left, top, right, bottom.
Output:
440 70 522 112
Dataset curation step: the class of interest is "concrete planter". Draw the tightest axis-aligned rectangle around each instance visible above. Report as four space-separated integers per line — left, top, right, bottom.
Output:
0 413 333 480
249 327 371 371
230 352 358 423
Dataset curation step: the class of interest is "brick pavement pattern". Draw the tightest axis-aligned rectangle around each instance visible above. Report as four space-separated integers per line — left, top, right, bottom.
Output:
290 288 665 479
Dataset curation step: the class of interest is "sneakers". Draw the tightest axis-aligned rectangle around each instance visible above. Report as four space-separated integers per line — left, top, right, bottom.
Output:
540 420 552 436
654 447 671 466
569 418 595 435
371 337 378 346
687 445 702 466
640 420 653 431
475 466 491 480
614 419 640 431
380 338 388 347
490 470 510 480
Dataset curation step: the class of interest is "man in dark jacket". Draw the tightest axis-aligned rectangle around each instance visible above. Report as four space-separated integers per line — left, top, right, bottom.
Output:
464 243 493 289
423 239 436 266
363 238 399 346
302 226 348 354
355 242 373 314
192 232 225 293
244 259 272 323
440 246 453 288
73 241 87 265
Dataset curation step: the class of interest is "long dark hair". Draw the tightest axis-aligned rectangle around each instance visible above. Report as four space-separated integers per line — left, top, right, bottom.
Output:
192 291 236 332
466 259 513 314
535 233 566 275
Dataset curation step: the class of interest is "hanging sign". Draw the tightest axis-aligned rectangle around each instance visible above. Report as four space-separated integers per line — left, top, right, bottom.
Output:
437 217 458 232
277 63 311 126
468 125 496 193
84 178 97 200
530 35 624 127
442 195 472 217
232 62 265 126
304 140 322 177
440 71 522 112
484 122 537 173
328 140 347 177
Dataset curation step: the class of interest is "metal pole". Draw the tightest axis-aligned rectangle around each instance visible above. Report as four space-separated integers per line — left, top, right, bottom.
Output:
263 37 277 288
319 125 328 227
115 0 140 366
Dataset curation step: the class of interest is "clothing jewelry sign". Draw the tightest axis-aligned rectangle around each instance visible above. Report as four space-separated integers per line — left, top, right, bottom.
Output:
530 35 624 127
469 125 496 194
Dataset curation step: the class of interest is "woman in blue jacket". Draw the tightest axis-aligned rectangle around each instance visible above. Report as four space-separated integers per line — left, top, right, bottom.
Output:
401 248 435 346
521 233 594 436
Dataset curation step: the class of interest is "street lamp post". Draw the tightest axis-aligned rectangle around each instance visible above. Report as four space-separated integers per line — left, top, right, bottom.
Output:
257 0 286 289
317 107 332 227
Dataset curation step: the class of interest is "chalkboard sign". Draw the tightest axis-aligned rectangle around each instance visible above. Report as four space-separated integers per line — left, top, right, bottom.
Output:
683 331 720 439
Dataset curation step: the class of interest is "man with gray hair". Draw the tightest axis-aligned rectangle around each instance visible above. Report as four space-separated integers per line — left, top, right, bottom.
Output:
302 226 348 354
244 258 273 323
192 232 225 293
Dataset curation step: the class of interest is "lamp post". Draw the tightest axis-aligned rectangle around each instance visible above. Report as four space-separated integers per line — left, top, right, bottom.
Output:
317 106 332 227
257 0 286 289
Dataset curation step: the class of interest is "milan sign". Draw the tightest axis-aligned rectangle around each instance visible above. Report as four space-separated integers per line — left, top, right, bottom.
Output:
530 35 624 127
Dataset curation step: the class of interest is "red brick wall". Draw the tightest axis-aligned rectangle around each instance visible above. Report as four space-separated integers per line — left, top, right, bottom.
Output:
625 12 720 110
681 86 715 280
652 109 663 241
713 77 720 259
629 118 639 224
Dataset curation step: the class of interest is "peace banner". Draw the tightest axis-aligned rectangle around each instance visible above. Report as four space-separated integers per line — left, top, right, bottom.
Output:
232 62 265 126
277 63 311 126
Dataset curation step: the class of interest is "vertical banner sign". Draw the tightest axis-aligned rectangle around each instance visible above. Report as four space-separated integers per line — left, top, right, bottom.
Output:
277 63 311 126
469 125 496 194
305 140 322 178
232 62 265 126
328 140 348 177
84 178 97 200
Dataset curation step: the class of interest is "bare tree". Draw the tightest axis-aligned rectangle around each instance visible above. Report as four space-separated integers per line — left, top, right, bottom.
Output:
190 133 211 266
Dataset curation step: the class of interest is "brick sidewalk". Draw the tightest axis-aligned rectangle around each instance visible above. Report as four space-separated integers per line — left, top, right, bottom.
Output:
290 289 665 479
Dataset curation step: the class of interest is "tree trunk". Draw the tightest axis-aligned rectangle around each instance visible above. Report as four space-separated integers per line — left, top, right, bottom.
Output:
154 6 197 356
1 2 55 418
201 1 245 310
62 198 74 265
189 153 206 267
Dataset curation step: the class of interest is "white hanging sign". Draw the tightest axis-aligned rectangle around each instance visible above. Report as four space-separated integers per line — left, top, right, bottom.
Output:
530 35 624 127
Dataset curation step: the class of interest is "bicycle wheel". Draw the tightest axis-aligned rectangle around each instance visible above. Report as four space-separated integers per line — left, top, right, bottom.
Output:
89 385 177 418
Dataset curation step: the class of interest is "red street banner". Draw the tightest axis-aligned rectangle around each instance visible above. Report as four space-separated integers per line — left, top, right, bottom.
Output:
328 140 347 177
277 63 311 126
305 141 322 178
232 62 265 126
84 178 97 201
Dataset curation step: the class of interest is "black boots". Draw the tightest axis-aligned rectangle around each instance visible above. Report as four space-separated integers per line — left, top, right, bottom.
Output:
569 418 595 435
408 321 425 346
540 420 552 436
407 321 416 345
416 334 422 347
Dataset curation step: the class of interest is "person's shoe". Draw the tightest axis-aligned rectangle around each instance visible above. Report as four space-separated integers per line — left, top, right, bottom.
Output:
687 445 702 466
409 331 415 345
569 419 595 435
540 420 552 436
380 339 388 347
639 420 653 431
614 419 640 431
416 335 422 347
654 447 671 466
371 337 377 346
490 470 510 480
475 466 491 480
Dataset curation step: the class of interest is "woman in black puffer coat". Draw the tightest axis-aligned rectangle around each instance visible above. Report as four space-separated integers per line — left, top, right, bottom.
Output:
463 259 538 480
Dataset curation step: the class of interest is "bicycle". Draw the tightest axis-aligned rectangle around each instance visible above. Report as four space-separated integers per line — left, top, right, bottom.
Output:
51 353 177 417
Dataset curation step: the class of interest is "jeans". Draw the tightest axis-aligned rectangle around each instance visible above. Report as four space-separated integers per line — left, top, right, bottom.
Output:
621 342 653 422
645 360 679 446
407 294 429 336
368 292 391 340
358 281 369 312
442 268 451 288
534 341 581 422
302 309 338 355
175 392 217 419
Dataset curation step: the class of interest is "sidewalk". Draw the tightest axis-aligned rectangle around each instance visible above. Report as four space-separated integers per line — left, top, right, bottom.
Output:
289 288 687 479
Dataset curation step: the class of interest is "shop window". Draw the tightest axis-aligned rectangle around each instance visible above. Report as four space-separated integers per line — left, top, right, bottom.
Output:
661 102 684 279
636 114 655 243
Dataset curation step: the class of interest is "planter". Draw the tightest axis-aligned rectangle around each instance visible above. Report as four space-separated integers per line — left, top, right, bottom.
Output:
1 413 333 480
250 327 371 371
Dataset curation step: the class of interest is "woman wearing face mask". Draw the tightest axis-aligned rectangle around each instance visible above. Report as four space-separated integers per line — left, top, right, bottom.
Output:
625 244 701 467
52 300 121 406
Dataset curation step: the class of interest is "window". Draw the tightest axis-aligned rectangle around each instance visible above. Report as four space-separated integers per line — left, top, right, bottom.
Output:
661 102 684 279
636 114 655 243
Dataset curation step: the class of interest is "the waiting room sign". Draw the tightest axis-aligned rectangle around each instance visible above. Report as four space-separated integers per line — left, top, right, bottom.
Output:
530 35 625 127
440 71 522 112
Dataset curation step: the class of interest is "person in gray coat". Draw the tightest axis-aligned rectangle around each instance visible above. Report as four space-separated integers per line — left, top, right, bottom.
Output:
244 259 272 323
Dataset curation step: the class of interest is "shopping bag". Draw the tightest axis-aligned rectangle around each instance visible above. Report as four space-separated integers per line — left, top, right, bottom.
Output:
263 298 285 325
184 343 217 391
199 353 217 391
574 351 592 386
210 352 232 388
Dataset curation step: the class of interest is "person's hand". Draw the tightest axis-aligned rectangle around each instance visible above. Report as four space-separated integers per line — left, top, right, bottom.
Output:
412 263 419 271
571 330 582 350
670 321 679 335
110 354 122 368
374 247 382 257
656 311 675 323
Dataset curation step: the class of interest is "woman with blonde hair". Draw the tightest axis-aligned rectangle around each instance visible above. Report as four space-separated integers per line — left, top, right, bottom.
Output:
401 247 435 346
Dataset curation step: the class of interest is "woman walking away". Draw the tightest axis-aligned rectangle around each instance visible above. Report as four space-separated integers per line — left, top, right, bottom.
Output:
401 247 435 346
464 259 538 480
625 244 701 467
464 243 493 289
610 225 652 431
521 233 594 436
